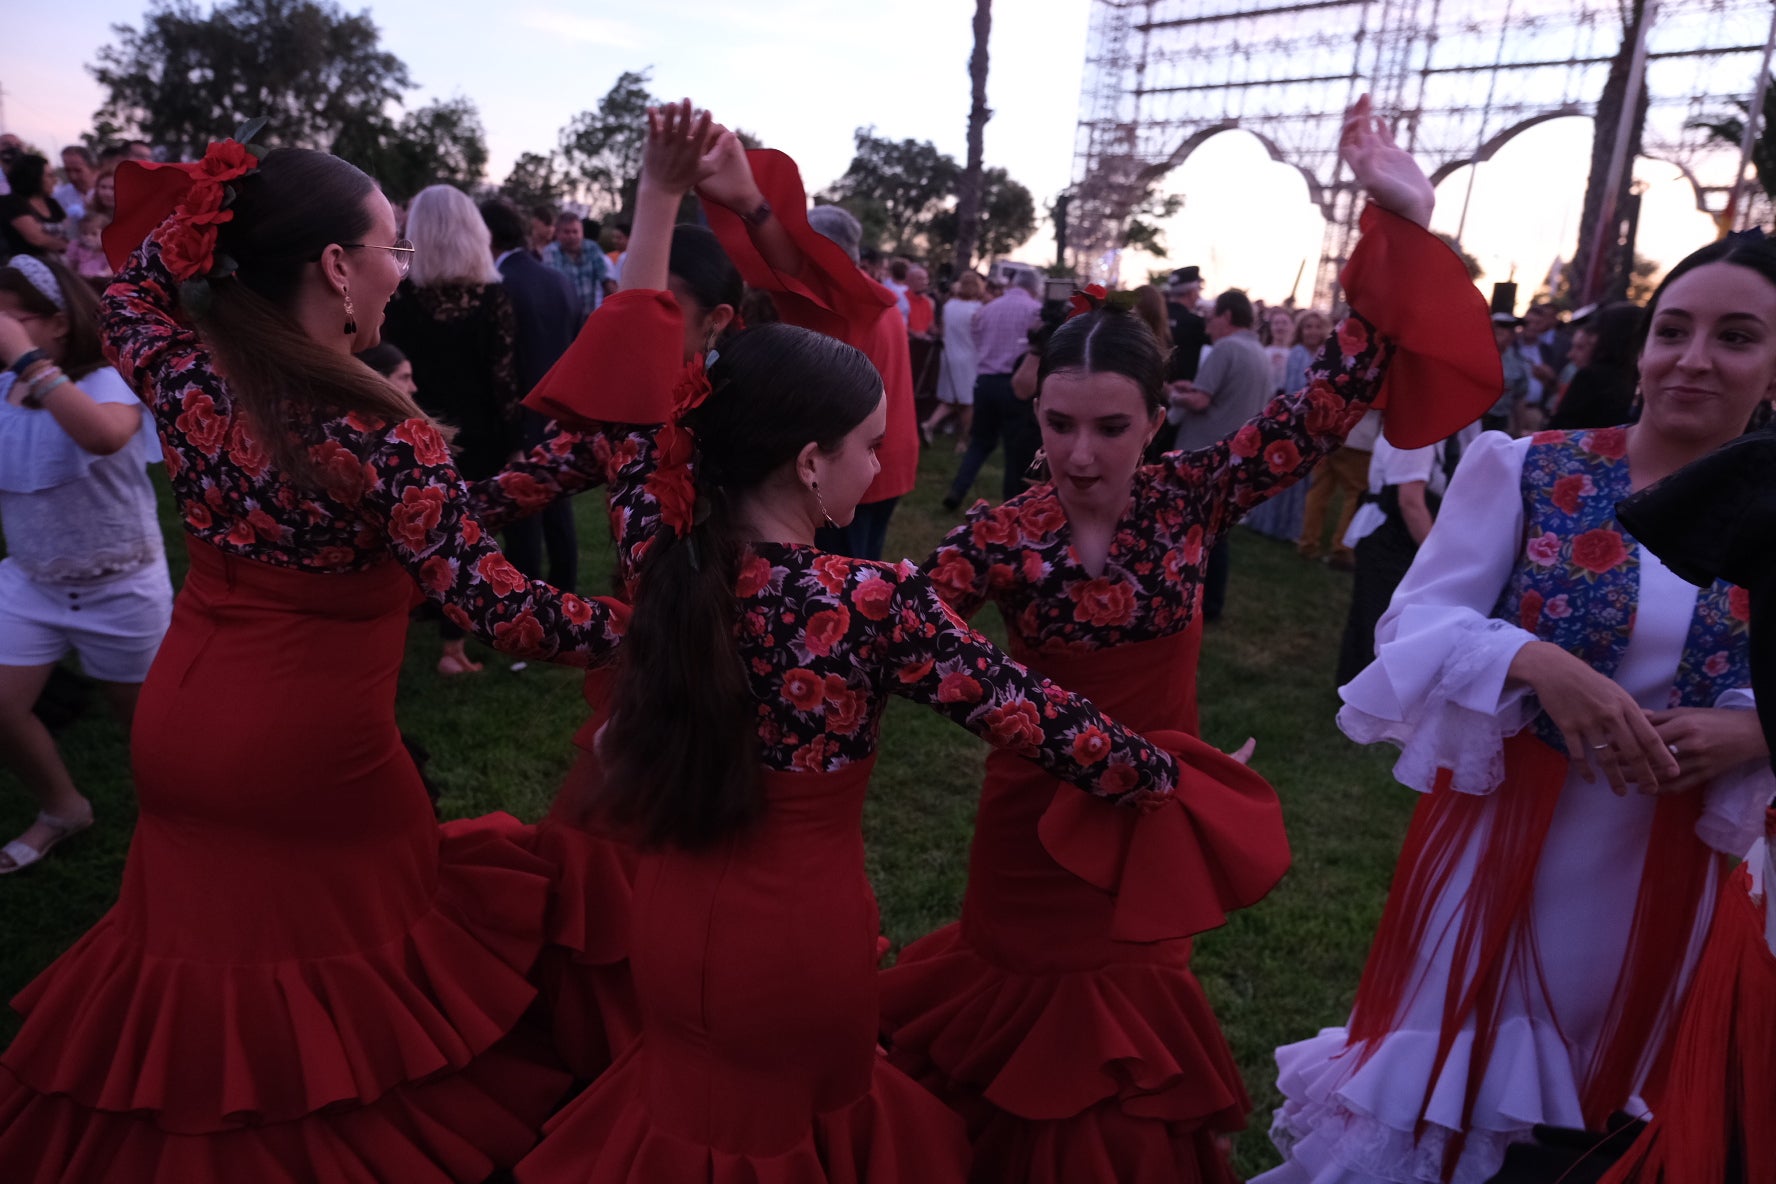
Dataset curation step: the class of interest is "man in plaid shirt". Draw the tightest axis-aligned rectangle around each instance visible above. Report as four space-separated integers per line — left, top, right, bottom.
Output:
541 212 609 320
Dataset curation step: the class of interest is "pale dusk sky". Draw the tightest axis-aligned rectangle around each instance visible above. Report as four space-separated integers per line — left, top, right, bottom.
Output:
1 0 1724 306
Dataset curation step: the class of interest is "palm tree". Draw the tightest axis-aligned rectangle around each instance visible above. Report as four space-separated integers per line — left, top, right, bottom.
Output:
952 0 992 272
1686 73 1776 223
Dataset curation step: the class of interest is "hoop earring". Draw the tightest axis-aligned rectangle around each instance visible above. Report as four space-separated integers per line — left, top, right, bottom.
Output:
343 291 358 337
811 481 837 529
1026 447 1049 482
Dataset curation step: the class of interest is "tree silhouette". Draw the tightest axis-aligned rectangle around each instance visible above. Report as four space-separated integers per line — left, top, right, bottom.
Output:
90 0 411 161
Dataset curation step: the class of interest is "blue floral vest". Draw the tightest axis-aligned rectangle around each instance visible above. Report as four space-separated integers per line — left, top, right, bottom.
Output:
1492 429 1752 751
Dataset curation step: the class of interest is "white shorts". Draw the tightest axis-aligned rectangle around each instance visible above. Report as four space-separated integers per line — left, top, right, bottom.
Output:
0 557 173 683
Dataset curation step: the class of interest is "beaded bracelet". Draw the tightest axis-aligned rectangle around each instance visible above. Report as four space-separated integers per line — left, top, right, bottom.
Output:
21 367 69 409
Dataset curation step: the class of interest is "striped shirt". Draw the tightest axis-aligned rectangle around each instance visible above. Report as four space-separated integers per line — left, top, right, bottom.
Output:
973 288 1042 375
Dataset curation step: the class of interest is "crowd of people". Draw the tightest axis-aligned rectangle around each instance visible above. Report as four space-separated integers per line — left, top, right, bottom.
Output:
0 90 1771 1184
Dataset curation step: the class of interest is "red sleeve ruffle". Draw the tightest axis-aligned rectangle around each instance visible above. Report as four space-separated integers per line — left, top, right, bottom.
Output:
703 149 894 344
1341 203 1503 449
1037 728 1292 943
522 290 684 428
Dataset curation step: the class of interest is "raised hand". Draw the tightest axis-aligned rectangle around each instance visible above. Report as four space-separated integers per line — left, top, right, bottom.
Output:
696 126 764 214
1340 94 1434 228
639 99 717 199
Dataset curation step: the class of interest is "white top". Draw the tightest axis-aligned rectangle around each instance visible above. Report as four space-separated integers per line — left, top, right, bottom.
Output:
1341 421 1479 548
1338 430 1770 852
1261 430 1773 1184
0 366 165 582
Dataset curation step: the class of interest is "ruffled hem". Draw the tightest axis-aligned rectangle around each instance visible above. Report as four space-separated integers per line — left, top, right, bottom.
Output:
514 1042 970 1183
956 1089 1240 1184
3 813 554 1133
1037 727 1291 943
528 817 640 1079
1263 1022 1585 1184
0 1027 570 1184
880 923 1247 1125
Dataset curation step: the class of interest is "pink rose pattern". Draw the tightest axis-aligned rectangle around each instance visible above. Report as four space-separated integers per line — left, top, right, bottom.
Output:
1494 430 1750 748
921 313 1390 653
573 312 1175 798
100 231 625 665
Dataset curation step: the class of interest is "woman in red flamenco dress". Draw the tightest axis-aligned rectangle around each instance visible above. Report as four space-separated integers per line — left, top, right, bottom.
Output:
875 97 1505 1183
510 102 1258 1183
0 140 627 1182
522 218 749 1083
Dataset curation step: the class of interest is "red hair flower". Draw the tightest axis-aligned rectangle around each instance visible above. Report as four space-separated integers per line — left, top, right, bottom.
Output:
655 352 718 539
1067 283 1108 320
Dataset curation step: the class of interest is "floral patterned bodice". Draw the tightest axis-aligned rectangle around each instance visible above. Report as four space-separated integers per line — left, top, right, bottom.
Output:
925 315 1391 651
570 291 1177 799
100 229 623 664
1495 428 1752 747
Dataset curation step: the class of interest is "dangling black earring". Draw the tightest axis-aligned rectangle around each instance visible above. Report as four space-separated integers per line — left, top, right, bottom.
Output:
343 291 358 337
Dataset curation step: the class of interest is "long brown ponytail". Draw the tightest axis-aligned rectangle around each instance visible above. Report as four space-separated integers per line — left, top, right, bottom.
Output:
596 323 884 848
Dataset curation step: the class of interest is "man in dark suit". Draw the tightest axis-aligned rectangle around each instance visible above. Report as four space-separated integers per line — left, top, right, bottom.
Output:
1146 265 1209 458
480 199 583 592
1164 265 1208 383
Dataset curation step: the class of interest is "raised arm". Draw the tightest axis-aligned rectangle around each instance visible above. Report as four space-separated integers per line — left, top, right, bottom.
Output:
356 415 627 665
524 104 721 592
882 566 1177 803
98 228 212 414
697 139 891 345
1157 95 1498 537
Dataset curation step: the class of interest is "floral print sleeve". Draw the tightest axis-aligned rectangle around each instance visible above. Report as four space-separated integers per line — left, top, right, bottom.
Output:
98 227 625 664
1158 311 1392 543
465 421 612 532
101 233 213 419
356 417 625 665
880 567 1177 801
734 546 1175 800
601 419 679 598
922 511 1030 620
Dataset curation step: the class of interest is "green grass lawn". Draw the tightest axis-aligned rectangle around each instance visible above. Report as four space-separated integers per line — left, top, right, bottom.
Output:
0 440 1417 1176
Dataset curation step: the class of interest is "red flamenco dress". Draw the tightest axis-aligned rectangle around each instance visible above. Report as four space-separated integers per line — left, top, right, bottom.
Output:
0 227 627 1182
878 206 1502 1183
515 290 1230 1182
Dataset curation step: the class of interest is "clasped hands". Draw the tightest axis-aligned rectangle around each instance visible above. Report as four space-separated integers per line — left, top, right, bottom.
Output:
1509 640 1769 797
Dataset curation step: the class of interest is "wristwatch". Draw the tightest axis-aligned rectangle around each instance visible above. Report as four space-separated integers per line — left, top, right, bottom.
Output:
741 200 773 228
8 348 46 378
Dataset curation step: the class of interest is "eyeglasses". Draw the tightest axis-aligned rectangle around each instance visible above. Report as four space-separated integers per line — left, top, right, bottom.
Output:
341 239 415 277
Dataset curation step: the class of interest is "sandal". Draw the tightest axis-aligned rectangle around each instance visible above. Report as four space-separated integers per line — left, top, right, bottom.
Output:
0 809 94 875
437 651 484 676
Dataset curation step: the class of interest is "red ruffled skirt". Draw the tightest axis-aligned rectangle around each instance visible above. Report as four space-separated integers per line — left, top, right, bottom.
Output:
529 695 643 1079
517 757 969 1182
880 625 1292 1183
0 539 570 1182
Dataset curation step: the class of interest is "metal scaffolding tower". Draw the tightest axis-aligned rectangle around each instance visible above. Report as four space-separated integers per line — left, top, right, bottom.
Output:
1070 0 1776 304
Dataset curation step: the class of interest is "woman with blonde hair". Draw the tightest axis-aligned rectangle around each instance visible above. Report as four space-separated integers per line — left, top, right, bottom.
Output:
381 184 520 675
923 269 986 447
